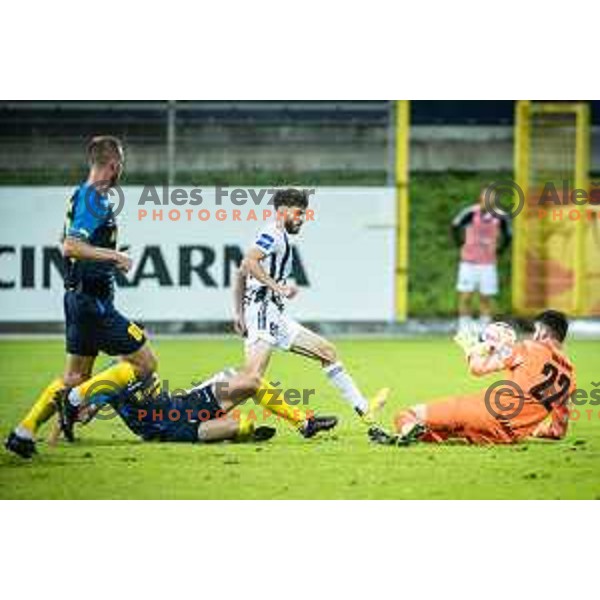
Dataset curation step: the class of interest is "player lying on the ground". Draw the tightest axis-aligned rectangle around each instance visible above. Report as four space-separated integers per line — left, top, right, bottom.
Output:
76 370 283 444
233 188 388 430
5 364 337 457
369 310 576 446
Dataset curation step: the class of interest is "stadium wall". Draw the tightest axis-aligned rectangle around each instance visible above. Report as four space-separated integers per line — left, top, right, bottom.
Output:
5 125 600 175
0 126 517 174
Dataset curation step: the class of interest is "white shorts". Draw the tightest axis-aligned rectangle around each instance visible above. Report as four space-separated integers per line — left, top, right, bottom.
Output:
456 262 498 295
244 299 301 351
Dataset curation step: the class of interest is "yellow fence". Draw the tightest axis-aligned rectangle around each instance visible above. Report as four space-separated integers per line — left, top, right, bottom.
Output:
395 100 410 321
512 101 599 316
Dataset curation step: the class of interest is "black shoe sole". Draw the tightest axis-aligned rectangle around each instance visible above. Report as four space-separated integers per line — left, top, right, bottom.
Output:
5 436 36 459
252 426 276 442
302 416 338 438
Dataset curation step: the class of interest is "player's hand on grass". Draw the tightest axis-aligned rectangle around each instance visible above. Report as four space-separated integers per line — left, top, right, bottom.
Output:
113 250 133 273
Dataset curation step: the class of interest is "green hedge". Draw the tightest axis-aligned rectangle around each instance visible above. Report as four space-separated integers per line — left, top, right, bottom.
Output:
409 173 512 317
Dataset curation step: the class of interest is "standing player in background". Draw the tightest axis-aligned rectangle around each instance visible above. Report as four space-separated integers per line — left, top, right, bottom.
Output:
5 136 157 458
369 311 575 446
232 188 388 434
452 184 511 332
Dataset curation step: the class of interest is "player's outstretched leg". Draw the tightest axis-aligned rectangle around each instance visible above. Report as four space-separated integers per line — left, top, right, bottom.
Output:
214 360 338 439
57 345 157 442
238 342 338 439
290 326 388 424
251 377 338 438
197 413 277 443
5 356 95 458
56 362 138 442
249 377 338 438
5 378 64 458
374 395 511 447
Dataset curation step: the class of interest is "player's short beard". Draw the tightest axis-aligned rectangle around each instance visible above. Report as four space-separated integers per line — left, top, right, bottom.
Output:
284 220 301 234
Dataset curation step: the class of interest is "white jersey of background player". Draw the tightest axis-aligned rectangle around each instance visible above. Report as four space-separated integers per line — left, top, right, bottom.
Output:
233 188 388 425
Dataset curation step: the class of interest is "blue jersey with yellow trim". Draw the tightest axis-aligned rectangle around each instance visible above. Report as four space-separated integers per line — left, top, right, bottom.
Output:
63 183 118 299
108 379 222 443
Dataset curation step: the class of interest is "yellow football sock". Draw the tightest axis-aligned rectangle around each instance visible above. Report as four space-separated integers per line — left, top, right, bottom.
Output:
71 361 138 405
235 414 255 440
20 377 64 435
254 378 307 428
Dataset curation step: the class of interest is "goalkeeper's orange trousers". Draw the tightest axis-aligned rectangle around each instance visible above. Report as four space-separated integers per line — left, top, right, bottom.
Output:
395 392 548 445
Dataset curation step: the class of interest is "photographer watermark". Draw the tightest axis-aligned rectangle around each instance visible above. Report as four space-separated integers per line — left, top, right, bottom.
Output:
83 179 125 220
484 380 525 420
484 378 600 421
483 181 525 219
80 376 317 426
83 183 317 223
483 179 600 221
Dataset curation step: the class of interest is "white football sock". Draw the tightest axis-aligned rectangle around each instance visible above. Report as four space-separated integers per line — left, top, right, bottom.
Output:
323 362 368 414
68 388 82 407
15 425 34 440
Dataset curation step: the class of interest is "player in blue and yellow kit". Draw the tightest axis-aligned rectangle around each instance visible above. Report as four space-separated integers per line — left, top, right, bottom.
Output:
5 136 157 458
79 369 278 444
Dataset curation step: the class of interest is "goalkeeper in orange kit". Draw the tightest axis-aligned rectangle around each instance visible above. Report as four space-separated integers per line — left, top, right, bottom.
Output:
369 311 576 446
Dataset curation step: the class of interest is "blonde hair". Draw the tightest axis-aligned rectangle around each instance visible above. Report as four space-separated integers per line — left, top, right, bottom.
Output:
86 135 122 167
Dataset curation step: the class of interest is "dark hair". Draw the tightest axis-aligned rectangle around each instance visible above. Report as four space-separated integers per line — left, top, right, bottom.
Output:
535 310 569 342
87 135 123 167
273 188 309 211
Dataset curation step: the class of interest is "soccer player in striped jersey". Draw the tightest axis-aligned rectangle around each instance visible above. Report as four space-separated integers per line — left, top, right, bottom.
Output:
233 188 388 435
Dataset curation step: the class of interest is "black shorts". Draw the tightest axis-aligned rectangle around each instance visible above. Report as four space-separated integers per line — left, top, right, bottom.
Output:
64 291 146 357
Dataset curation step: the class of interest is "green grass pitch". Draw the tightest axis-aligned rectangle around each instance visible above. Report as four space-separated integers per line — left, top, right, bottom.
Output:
1 337 599 499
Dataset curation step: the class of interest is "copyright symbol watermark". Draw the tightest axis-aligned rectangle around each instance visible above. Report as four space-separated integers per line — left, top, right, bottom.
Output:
82 379 122 421
484 380 525 420
83 180 125 219
484 180 525 219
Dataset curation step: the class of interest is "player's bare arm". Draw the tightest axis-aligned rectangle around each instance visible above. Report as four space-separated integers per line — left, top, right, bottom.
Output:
241 246 298 299
232 267 247 336
467 349 506 377
63 236 132 273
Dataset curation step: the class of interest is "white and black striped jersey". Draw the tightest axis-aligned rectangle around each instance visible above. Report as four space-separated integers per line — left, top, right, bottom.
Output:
245 221 292 305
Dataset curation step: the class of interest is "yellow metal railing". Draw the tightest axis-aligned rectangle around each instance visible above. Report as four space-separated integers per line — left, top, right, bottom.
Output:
395 100 410 321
